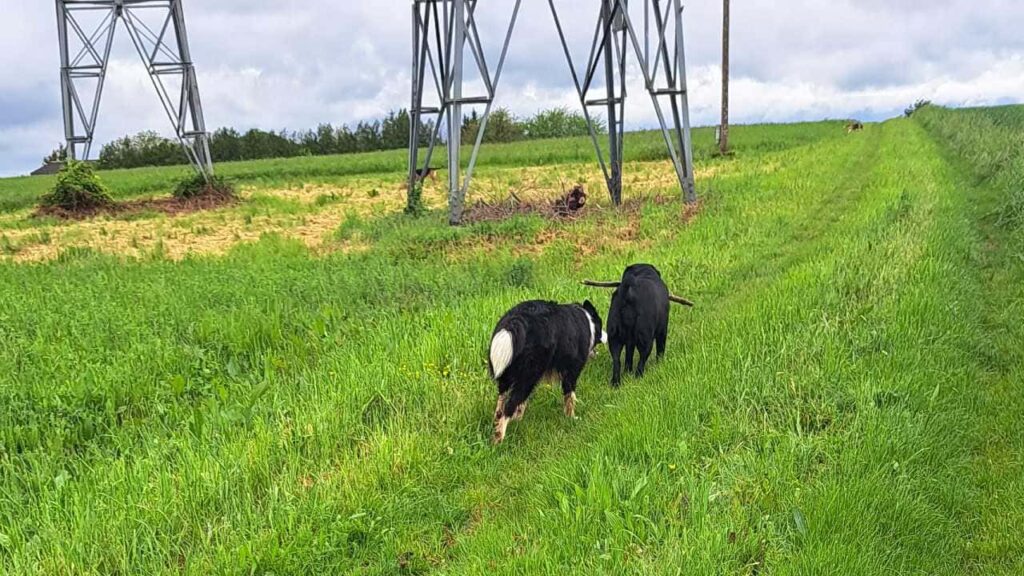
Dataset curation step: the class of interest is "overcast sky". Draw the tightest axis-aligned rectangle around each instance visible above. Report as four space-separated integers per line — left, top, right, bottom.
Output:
1 0 1023 177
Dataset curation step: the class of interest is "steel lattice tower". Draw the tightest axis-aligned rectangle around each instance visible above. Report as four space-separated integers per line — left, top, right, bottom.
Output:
55 0 213 178
409 0 696 225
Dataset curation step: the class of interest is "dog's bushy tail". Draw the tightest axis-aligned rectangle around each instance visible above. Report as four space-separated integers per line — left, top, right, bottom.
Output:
489 318 525 379
490 331 514 378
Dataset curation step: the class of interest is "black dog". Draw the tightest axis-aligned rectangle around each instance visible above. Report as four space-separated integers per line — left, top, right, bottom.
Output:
488 300 605 443
586 264 693 386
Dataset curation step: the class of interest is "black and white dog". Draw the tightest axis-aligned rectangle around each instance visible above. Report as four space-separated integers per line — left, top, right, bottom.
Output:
488 300 606 443
586 264 693 386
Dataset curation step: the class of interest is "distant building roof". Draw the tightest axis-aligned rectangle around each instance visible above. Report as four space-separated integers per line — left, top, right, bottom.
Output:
30 162 65 176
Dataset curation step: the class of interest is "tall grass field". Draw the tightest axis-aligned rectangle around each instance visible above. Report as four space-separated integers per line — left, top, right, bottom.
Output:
0 107 1022 574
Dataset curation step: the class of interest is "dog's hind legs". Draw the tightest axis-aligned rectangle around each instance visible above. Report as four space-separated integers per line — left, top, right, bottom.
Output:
635 340 654 377
563 392 577 418
561 371 581 418
656 329 667 359
493 415 510 444
494 392 508 421
494 384 535 444
512 401 528 421
493 391 510 444
609 340 624 387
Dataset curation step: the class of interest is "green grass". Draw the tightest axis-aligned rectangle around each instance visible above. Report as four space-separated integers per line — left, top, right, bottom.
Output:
0 110 1022 574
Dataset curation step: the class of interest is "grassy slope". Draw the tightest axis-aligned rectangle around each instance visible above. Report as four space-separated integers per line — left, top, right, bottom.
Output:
915 106 1024 574
0 112 1021 574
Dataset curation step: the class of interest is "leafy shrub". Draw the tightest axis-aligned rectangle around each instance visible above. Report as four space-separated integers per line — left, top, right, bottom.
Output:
174 173 236 200
40 161 113 211
405 182 426 217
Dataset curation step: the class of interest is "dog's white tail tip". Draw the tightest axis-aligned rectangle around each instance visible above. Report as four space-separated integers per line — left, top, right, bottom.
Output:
490 329 514 378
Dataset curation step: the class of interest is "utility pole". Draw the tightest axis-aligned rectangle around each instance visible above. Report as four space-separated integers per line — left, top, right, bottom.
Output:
720 0 730 154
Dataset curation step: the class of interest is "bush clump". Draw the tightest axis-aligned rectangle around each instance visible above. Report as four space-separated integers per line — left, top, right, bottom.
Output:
174 173 236 200
405 181 426 217
40 161 113 211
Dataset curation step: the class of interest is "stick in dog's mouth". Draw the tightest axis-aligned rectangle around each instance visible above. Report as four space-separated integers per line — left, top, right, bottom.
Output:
582 280 695 307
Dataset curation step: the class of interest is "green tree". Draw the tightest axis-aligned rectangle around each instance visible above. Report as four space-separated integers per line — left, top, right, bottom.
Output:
210 128 242 162
462 108 525 144
43 144 68 164
97 131 186 169
336 125 358 154
355 121 383 152
523 107 594 139
381 110 411 150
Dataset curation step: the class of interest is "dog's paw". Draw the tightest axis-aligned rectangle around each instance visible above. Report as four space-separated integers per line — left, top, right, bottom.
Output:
563 393 577 418
493 417 509 444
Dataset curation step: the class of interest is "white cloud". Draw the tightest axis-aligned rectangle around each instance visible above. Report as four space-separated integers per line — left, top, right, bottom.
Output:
2 1 1024 176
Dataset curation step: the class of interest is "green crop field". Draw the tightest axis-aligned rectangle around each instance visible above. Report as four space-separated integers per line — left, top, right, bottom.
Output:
0 107 1022 574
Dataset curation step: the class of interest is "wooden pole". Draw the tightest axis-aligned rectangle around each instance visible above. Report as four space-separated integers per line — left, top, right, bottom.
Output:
720 0 730 154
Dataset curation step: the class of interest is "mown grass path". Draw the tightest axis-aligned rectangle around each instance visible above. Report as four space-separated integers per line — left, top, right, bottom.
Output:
0 114 1022 574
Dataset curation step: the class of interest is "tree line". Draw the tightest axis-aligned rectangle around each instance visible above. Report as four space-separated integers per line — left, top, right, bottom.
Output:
86 107 598 170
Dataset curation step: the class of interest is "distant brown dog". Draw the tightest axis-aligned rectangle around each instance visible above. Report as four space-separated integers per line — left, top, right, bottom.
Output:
846 121 864 133
553 184 587 216
413 167 437 182
565 185 587 211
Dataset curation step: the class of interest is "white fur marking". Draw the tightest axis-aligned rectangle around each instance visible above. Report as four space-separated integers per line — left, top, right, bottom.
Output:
581 307 596 352
601 330 608 344
490 329 514 378
581 307 598 352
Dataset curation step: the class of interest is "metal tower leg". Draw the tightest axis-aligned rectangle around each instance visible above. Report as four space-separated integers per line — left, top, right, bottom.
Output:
56 0 118 161
618 0 696 203
448 0 466 223
549 0 628 206
601 0 628 205
55 0 213 178
408 0 522 225
550 0 696 206
408 1 426 209
171 0 213 175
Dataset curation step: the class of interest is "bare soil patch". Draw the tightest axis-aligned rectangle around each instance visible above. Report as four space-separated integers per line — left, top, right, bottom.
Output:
34 190 237 221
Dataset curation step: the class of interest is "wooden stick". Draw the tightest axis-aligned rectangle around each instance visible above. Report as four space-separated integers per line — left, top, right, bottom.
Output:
585 281 695 307
669 295 695 307
582 280 620 288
